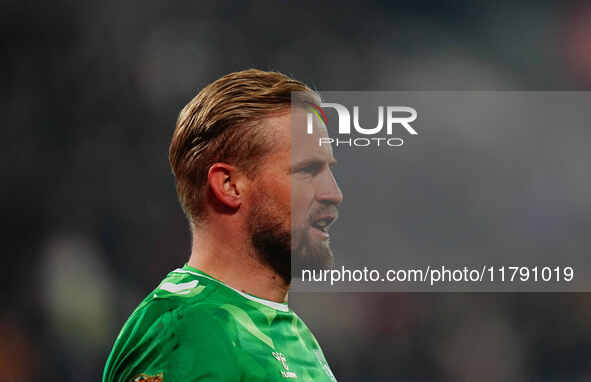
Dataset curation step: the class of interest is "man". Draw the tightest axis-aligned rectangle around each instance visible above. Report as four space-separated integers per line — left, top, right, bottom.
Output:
103 69 343 382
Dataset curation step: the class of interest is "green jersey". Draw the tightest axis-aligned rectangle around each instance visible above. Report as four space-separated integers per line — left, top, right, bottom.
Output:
103 265 337 382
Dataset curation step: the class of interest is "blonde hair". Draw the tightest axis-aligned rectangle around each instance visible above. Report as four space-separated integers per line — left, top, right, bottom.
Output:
169 69 319 224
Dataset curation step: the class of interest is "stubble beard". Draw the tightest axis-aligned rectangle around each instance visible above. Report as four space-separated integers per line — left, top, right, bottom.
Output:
248 195 334 285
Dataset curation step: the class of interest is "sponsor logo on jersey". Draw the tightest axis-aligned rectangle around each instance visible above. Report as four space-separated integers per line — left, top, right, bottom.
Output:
132 372 163 382
272 352 297 378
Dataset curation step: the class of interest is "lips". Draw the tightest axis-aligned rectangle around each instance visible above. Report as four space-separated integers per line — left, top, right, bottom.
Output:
309 208 338 236
310 215 336 233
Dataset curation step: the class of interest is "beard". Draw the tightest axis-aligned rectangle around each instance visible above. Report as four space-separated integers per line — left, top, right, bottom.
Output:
248 193 334 285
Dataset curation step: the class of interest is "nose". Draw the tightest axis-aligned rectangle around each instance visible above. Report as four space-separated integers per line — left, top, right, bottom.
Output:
316 170 344 206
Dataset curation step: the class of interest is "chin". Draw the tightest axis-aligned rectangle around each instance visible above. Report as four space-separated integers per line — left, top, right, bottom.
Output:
291 237 335 277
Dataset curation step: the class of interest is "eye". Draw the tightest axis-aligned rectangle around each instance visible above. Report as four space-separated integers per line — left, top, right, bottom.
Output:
299 163 322 175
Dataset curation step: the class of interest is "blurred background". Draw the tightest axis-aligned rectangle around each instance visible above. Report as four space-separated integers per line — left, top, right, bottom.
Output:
3 0 591 380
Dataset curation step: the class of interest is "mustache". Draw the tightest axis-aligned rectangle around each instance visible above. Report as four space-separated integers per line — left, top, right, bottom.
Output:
309 205 339 221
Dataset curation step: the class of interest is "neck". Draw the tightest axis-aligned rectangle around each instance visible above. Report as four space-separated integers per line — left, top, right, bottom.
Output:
187 224 289 303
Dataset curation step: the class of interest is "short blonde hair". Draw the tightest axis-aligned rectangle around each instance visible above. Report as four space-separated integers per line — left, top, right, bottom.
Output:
169 69 319 224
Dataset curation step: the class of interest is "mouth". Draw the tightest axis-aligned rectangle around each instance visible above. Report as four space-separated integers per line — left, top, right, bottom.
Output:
310 215 337 239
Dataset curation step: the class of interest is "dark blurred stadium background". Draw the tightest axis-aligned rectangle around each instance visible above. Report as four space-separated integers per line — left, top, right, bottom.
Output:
3 1 591 380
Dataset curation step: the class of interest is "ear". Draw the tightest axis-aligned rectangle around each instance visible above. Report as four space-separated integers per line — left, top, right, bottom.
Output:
207 163 243 210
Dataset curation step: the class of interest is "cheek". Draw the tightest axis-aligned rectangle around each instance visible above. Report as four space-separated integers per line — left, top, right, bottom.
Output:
257 175 292 217
290 188 314 228
273 178 292 213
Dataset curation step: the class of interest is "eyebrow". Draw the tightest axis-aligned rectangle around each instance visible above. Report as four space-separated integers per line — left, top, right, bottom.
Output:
290 157 337 171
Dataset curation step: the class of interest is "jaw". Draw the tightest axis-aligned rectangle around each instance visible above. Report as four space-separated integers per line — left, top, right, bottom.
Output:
291 227 335 274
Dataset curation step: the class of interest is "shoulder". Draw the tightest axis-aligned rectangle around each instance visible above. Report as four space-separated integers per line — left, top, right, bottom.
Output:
103 269 241 382
130 268 241 342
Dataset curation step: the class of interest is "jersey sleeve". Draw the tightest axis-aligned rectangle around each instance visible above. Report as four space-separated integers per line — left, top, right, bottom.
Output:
104 303 241 382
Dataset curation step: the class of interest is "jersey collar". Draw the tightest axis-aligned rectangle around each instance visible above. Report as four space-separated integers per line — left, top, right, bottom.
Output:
175 264 290 312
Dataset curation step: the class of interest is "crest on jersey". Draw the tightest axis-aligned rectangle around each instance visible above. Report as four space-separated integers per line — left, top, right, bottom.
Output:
132 373 163 382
